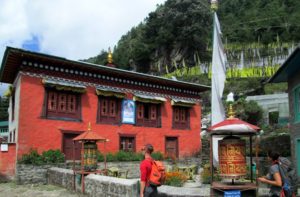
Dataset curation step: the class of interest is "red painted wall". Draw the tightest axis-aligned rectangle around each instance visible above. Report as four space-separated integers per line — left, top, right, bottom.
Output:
18 75 202 158
0 143 16 180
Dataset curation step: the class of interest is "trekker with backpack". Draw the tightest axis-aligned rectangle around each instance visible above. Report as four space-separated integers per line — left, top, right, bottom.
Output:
258 151 283 197
258 150 298 197
275 152 298 197
140 144 158 197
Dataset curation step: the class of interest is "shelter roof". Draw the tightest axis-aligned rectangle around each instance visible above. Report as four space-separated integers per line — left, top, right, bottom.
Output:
208 118 260 135
73 131 107 142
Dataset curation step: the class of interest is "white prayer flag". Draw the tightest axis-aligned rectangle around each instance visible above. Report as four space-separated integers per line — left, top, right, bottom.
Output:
211 12 227 165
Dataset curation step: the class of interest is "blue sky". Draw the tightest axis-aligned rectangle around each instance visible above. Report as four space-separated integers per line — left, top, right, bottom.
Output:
22 35 40 52
0 0 167 96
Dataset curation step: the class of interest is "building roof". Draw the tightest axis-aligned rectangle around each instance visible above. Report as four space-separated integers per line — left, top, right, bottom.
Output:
268 46 300 83
0 47 210 93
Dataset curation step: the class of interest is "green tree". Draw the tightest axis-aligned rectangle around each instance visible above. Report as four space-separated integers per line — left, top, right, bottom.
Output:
232 98 263 126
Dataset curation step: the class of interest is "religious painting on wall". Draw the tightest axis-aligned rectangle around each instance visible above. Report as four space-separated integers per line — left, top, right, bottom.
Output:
122 99 136 124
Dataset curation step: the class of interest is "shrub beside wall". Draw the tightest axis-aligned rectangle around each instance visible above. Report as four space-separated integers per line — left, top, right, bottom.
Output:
18 149 65 165
164 171 187 187
97 151 163 162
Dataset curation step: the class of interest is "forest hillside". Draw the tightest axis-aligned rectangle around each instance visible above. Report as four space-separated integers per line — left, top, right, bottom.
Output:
84 0 300 76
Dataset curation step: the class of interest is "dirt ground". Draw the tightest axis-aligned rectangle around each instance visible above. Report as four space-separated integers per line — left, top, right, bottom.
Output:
0 182 86 197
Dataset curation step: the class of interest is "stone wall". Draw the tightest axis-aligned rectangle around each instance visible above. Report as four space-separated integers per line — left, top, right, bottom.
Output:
47 167 209 197
97 161 140 179
201 137 210 165
16 158 201 185
48 167 139 197
16 163 65 184
47 167 74 191
85 174 139 197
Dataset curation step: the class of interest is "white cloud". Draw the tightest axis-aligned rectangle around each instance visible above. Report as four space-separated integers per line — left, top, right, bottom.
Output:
0 0 166 95
0 0 166 60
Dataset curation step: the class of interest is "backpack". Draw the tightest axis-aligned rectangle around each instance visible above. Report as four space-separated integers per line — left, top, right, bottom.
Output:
278 157 298 197
148 160 166 186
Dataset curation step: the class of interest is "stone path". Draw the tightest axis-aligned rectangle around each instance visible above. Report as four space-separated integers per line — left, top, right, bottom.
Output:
0 181 298 197
0 182 86 197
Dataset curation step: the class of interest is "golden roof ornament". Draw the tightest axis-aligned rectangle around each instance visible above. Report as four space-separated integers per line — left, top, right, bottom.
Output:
108 47 113 64
226 92 235 119
227 103 235 119
87 122 92 132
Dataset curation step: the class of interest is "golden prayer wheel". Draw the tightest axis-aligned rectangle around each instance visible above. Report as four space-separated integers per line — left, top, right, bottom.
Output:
218 136 247 178
83 142 98 172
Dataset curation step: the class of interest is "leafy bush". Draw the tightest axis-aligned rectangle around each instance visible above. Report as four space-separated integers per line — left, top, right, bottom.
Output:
133 152 144 161
97 151 162 162
232 98 263 126
115 151 136 161
19 149 44 165
42 149 65 164
164 171 187 187
106 153 117 162
201 163 221 184
97 151 105 161
18 149 65 165
151 151 164 160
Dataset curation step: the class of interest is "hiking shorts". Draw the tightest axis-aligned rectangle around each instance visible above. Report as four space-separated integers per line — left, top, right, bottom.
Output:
144 185 158 197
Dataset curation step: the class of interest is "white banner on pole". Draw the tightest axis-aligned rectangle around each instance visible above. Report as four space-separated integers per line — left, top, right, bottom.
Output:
211 12 227 166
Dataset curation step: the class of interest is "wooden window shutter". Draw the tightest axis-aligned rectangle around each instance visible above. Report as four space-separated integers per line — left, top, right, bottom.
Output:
150 105 157 120
68 95 76 113
48 92 57 111
137 104 144 119
58 93 67 112
181 108 186 123
174 108 180 122
101 99 108 116
109 100 116 117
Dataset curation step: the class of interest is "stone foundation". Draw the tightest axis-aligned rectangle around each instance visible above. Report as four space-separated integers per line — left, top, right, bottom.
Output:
16 164 64 185
48 167 139 197
47 167 74 191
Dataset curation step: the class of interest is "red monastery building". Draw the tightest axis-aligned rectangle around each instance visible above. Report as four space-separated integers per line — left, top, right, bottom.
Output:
0 47 209 178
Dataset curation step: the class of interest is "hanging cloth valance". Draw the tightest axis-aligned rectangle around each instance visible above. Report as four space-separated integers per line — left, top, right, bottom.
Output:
133 94 166 104
171 99 196 107
96 87 125 98
42 79 86 93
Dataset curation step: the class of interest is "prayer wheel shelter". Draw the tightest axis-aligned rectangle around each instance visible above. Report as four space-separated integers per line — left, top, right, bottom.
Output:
0 46 210 179
208 117 260 196
73 123 108 193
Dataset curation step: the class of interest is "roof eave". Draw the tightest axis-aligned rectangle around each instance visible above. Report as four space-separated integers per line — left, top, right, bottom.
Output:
0 47 11 83
0 47 211 91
